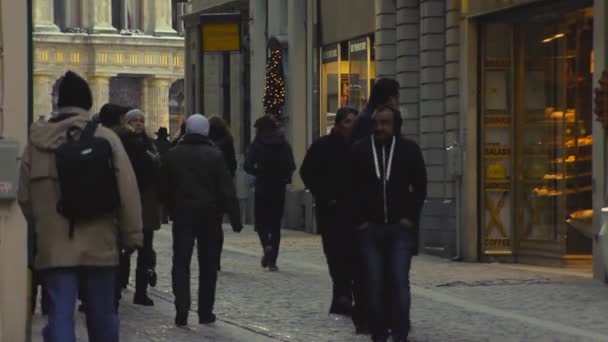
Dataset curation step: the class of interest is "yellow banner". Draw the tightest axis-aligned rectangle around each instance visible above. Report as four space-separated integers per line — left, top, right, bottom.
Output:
202 23 240 52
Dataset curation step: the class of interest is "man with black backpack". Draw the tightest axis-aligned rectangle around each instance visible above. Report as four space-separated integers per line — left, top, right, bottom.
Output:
18 70 143 342
244 115 296 272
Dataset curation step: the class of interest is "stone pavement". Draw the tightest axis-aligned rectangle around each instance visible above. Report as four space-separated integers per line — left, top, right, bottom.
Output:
32 225 608 341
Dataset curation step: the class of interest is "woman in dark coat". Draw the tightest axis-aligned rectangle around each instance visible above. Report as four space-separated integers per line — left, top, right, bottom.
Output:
244 115 296 271
208 116 237 178
100 105 161 307
208 116 238 271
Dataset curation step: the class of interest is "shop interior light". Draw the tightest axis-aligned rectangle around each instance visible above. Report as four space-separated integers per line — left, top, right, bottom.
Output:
542 33 566 43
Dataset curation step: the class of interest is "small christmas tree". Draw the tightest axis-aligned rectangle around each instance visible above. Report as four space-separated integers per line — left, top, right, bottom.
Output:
263 43 286 117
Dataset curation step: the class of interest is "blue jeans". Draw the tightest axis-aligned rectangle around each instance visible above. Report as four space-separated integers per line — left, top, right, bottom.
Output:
42 267 119 342
356 223 414 340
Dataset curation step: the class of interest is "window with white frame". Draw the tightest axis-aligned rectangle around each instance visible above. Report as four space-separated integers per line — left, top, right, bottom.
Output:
111 0 143 32
53 0 82 31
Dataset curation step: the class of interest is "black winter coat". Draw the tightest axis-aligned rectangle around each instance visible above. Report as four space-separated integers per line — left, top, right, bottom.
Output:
159 134 241 227
244 133 296 186
211 136 237 178
154 138 172 157
300 130 350 207
117 129 161 231
348 135 427 253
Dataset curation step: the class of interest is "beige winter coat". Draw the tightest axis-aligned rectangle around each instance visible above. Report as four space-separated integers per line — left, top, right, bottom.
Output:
18 109 143 270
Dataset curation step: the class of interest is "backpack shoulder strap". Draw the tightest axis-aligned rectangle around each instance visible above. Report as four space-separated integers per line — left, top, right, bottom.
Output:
81 121 98 140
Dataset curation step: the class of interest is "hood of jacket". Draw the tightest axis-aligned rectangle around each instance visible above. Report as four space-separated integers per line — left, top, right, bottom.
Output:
29 107 91 151
256 132 285 145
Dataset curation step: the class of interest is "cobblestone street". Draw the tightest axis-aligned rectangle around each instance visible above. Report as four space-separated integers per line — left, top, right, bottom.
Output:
33 225 608 341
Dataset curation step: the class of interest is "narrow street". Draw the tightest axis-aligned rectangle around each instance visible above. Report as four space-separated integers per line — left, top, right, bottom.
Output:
34 226 608 341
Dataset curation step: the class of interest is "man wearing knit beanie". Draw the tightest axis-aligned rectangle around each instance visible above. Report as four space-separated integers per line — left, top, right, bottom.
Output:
18 70 143 341
55 70 93 114
159 113 242 326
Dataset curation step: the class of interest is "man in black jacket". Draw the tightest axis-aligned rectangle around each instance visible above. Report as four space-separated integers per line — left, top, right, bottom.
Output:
348 105 427 342
159 114 243 327
244 115 296 272
300 107 357 315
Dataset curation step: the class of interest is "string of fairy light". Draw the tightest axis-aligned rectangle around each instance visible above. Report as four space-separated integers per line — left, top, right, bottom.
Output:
264 48 286 115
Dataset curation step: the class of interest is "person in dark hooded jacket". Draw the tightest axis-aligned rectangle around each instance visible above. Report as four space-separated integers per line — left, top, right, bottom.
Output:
209 116 237 178
351 78 401 143
300 107 358 316
244 115 296 271
348 105 427 342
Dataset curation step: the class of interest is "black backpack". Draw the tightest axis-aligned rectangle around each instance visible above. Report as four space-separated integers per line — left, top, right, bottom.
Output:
55 121 120 238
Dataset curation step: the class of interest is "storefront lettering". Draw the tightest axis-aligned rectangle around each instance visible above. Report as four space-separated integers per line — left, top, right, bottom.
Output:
350 41 367 53
323 49 337 60
485 239 511 249
484 144 511 156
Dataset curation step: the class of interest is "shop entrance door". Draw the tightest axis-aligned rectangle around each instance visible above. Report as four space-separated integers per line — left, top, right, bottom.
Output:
480 7 594 267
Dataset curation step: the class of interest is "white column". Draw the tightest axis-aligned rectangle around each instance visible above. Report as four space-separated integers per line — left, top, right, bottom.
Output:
152 0 177 36
82 0 116 34
143 78 171 134
33 74 53 119
287 0 306 188
375 0 397 78
249 0 267 136
88 75 111 115
33 0 59 32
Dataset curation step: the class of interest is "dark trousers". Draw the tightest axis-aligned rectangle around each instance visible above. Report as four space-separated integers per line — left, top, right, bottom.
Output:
31 270 49 315
356 224 414 340
255 183 286 264
171 212 223 317
317 204 352 304
117 230 155 302
42 267 118 342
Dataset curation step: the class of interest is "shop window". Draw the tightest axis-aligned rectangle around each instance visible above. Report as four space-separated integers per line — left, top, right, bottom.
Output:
320 37 375 136
320 44 339 135
480 7 594 260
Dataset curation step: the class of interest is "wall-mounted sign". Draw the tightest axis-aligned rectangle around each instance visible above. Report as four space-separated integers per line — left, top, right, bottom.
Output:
202 22 240 52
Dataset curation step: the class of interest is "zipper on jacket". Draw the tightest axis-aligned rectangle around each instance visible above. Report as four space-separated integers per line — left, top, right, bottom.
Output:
372 136 396 225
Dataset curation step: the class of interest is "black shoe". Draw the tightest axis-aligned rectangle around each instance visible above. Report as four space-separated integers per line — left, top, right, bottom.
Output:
133 294 154 306
175 312 188 327
261 246 272 268
268 263 279 272
199 313 217 324
330 296 353 316
355 323 371 335
147 269 157 288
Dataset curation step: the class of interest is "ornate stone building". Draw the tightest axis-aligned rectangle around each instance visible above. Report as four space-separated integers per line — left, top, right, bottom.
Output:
33 0 186 134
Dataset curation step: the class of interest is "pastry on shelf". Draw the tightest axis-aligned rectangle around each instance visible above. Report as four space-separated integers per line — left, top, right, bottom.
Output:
543 173 564 180
550 111 564 119
569 209 593 220
532 187 562 197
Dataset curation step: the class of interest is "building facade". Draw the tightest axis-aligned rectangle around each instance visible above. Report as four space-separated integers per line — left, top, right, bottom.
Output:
33 0 186 135
0 0 30 340
186 0 608 280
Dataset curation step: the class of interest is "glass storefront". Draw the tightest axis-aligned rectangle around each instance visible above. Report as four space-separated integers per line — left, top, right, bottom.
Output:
480 7 594 263
320 36 375 135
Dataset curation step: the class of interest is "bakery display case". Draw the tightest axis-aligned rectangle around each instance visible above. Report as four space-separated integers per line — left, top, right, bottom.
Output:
480 8 594 265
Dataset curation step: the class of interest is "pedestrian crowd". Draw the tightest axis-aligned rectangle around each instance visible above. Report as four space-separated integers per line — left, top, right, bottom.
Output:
19 71 427 342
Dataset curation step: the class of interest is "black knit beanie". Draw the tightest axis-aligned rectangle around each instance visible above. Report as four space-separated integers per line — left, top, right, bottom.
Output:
57 71 93 111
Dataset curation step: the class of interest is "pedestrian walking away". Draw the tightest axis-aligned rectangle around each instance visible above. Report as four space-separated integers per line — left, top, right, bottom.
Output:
18 70 143 342
244 115 296 272
347 105 427 342
160 114 243 327
300 107 358 316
